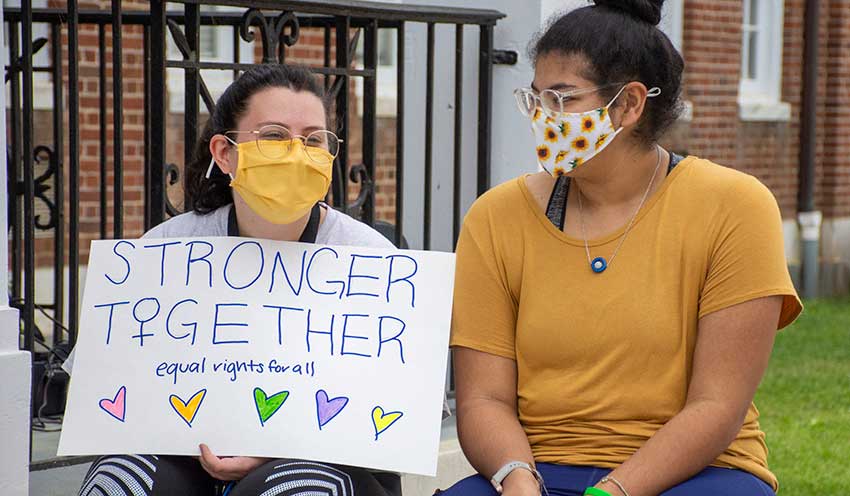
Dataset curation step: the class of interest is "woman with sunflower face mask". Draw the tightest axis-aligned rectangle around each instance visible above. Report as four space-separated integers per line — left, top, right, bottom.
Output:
75 65 404 496
442 1 801 496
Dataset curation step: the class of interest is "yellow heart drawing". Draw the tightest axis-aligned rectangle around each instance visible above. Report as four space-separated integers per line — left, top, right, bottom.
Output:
371 406 403 440
169 389 207 428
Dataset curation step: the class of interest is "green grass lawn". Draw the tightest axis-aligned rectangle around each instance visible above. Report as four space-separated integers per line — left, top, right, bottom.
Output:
755 297 850 494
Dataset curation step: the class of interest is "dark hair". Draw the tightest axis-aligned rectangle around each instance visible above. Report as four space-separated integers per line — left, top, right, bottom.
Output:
531 0 684 144
185 64 329 214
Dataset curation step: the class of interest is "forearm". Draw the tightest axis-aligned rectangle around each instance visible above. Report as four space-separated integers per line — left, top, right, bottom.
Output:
600 400 744 496
457 398 535 478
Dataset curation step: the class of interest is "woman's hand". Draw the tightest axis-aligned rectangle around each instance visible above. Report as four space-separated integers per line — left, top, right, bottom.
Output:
198 443 272 481
501 469 542 496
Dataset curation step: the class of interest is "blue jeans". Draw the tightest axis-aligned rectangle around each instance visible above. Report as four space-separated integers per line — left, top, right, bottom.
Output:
436 463 775 496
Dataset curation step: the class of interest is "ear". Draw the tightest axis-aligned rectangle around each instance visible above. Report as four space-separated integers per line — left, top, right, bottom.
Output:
209 134 237 175
612 82 649 130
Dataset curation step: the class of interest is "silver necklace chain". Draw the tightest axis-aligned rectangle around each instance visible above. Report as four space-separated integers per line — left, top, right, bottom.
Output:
577 146 662 272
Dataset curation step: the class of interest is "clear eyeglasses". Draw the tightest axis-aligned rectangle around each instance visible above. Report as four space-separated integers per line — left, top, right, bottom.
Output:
513 83 624 119
225 124 342 164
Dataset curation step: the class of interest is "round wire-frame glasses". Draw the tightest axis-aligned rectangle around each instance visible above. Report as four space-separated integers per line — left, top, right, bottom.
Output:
225 124 343 164
513 83 625 119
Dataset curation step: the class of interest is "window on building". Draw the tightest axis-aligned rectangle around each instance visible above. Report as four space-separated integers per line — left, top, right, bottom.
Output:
166 5 254 114
659 0 684 53
738 0 789 120
3 0 51 110
354 28 398 117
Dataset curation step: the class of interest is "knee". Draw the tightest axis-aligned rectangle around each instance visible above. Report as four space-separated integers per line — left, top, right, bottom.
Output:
79 455 157 496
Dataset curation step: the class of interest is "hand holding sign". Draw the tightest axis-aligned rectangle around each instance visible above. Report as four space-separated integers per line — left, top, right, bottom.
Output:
59 237 454 476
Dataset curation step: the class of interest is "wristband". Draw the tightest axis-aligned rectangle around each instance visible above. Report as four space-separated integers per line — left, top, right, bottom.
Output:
600 476 630 496
490 461 543 494
584 488 613 496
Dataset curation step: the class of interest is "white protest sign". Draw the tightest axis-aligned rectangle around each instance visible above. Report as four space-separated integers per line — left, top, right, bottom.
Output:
58 237 455 476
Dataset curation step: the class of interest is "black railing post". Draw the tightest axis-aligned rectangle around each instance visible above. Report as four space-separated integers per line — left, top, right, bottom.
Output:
453 24 463 245
51 23 65 345
334 15 351 212
143 25 152 230
67 0 80 348
98 24 108 238
184 2 201 213
361 20 378 225
9 23 22 306
21 0 35 355
148 0 167 226
394 21 405 248
423 22 434 250
112 0 124 238
477 24 494 196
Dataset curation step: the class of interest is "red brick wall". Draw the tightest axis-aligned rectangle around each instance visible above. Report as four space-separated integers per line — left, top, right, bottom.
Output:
821 0 850 218
668 0 850 221
27 0 148 267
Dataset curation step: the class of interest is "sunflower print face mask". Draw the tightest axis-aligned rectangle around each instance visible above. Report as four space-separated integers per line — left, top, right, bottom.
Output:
529 85 660 176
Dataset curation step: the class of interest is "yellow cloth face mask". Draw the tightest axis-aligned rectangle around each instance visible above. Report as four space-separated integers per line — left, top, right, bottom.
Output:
228 139 333 225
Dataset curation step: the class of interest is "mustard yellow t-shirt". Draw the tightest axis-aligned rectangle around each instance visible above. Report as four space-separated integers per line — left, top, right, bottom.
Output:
450 157 802 490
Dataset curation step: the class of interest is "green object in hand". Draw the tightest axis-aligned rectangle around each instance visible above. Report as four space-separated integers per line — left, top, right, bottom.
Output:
584 488 613 496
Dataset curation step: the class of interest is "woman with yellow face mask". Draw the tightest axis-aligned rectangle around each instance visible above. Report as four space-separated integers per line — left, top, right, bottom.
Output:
77 65 401 496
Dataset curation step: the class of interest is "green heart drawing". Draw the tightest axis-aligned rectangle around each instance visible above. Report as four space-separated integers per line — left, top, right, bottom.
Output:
253 387 289 426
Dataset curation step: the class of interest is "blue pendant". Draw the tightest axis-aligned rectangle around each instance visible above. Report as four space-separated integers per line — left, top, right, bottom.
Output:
591 257 607 273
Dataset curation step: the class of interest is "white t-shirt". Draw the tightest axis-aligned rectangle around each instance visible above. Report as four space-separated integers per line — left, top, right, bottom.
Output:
143 203 395 249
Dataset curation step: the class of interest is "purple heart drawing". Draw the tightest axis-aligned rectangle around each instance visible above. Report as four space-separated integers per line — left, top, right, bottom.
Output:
315 389 349 430
99 386 126 423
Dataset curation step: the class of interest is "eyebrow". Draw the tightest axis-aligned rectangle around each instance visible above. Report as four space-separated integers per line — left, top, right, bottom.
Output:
529 82 579 92
255 121 327 133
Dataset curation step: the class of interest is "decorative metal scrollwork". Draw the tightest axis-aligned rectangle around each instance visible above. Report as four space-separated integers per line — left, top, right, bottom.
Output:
166 18 216 114
163 162 183 218
239 9 301 64
4 37 48 83
346 163 374 221
31 146 58 231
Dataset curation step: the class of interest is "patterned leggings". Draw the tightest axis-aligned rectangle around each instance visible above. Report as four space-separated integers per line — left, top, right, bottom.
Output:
78 455 401 496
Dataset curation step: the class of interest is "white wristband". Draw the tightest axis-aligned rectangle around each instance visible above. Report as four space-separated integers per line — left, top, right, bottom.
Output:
489 461 542 494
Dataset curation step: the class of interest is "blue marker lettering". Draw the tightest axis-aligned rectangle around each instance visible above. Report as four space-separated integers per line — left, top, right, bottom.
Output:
212 303 249 345
385 254 418 308
305 309 334 355
142 241 182 286
262 305 304 347
340 313 372 358
345 254 382 299
268 250 307 295
131 297 161 347
306 247 345 297
223 241 265 290
93 301 130 345
378 315 406 364
104 240 135 285
166 298 199 345
185 241 214 288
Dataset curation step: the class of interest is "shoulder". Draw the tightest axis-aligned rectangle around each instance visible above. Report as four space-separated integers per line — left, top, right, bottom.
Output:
318 206 395 249
142 205 230 239
672 157 782 236
683 157 775 202
676 157 779 213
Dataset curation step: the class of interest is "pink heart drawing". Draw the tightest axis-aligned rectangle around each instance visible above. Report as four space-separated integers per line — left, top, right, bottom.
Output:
316 389 349 430
99 386 126 423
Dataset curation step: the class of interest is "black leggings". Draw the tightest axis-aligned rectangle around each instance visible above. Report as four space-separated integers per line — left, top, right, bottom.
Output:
79 455 401 496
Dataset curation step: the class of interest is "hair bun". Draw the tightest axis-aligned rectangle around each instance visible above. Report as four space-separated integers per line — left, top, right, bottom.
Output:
593 0 664 25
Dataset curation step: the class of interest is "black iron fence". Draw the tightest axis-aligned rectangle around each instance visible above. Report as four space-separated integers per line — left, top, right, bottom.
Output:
5 0 508 466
